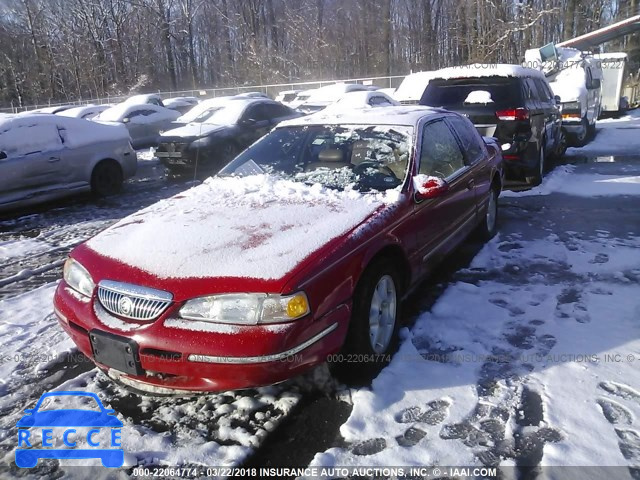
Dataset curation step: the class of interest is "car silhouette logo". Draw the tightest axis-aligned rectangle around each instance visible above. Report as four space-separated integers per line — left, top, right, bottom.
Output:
118 296 133 316
15 391 123 468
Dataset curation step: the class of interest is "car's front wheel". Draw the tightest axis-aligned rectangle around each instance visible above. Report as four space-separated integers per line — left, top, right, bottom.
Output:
91 160 123 197
329 258 401 385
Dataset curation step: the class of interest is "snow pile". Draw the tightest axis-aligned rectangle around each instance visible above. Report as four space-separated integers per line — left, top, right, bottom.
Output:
502 165 640 197
412 174 446 196
394 71 435 102
0 114 129 156
95 104 179 123
306 83 369 103
322 91 399 113
432 64 546 81
87 175 402 281
0 284 75 402
464 90 493 104
311 224 640 470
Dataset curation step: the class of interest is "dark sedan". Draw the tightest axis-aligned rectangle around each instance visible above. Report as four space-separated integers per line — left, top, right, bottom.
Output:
156 98 299 175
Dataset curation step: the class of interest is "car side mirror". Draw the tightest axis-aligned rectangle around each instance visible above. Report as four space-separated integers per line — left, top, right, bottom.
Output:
554 95 561 104
589 79 601 89
413 175 449 201
243 118 257 126
0 151 7 160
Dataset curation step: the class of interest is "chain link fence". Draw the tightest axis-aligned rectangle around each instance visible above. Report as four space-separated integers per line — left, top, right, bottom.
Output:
0 74 407 114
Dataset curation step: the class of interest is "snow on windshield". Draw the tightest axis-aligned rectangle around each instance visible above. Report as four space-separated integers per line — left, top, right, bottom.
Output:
190 102 246 125
87 174 402 281
222 124 412 192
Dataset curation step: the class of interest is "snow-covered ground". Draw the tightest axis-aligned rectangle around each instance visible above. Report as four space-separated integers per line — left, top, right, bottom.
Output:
309 111 640 475
0 111 639 476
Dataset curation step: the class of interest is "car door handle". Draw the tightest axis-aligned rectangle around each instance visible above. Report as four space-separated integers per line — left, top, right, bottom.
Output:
467 179 475 190
48 156 60 163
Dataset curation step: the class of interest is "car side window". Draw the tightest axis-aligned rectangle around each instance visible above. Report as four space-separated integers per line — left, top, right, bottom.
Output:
446 116 486 165
524 79 540 101
243 104 269 122
419 120 466 179
262 103 291 121
534 79 551 102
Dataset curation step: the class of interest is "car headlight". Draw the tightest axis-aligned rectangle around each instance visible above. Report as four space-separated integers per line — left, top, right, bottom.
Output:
63 258 95 297
179 292 310 324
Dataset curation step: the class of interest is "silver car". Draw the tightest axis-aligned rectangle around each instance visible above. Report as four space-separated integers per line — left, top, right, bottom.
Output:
0 114 137 212
94 103 180 148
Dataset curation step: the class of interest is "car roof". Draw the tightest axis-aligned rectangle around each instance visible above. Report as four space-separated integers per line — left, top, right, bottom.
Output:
278 105 450 128
430 63 546 81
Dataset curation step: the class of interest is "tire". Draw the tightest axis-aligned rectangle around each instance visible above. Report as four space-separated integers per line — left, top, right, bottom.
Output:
475 184 499 241
329 258 401 385
91 160 123 197
525 143 545 186
220 142 239 166
568 118 589 147
549 130 567 160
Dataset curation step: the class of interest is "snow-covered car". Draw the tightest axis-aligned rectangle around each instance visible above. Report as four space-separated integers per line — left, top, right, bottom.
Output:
121 93 164 107
0 114 136 211
174 96 236 125
421 64 564 185
394 71 435 105
322 90 400 113
163 96 199 114
287 89 315 109
57 104 110 120
234 92 270 99
275 89 303 105
53 106 503 394
156 98 299 175
18 105 77 115
94 103 180 148
296 83 372 114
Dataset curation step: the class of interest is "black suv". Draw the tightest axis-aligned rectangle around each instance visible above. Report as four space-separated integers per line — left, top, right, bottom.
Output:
156 98 299 176
420 65 565 184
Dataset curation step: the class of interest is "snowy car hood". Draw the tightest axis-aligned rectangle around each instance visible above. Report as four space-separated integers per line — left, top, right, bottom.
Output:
160 123 226 139
86 175 400 281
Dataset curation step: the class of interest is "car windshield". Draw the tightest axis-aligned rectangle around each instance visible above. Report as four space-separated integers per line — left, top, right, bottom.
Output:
37 395 102 412
191 105 242 125
221 124 412 192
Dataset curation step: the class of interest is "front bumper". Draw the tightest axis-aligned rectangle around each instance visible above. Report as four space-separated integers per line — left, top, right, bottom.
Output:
54 282 349 393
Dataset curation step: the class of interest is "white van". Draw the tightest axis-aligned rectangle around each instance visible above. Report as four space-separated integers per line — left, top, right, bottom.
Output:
594 52 629 115
525 44 602 147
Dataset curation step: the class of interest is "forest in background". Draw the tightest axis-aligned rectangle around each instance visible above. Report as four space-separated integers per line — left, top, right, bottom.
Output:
0 0 639 108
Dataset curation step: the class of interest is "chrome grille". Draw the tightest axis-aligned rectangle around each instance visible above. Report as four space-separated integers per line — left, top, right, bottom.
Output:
97 280 173 321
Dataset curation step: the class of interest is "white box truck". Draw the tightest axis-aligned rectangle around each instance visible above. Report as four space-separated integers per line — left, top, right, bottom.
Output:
594 52 628 115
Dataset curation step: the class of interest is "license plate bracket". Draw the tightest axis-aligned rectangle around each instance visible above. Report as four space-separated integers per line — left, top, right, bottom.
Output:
89 330 144 376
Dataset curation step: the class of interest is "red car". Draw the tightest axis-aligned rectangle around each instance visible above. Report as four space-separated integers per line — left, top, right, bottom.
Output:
53 107 503 394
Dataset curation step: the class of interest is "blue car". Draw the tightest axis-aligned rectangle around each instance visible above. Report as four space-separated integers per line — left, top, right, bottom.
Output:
16 391 123 468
